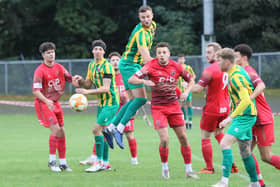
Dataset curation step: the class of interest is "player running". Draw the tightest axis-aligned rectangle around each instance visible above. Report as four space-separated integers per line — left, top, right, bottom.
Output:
234 44 280 187
106 5 156 148
191 42 238 174
212 48 260 187
32 42 80 172
128 42 198 180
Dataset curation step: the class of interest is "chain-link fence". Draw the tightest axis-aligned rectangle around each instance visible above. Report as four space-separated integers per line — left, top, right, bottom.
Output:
0 52 279 95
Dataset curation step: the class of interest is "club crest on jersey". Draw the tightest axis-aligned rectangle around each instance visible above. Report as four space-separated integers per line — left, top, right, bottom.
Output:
170 70 176 76
56 71 59 75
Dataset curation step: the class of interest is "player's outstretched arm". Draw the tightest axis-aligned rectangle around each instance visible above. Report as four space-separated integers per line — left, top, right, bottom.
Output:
191 84 204 93
138 46 153 64
76 78 111 95
250 82 265 100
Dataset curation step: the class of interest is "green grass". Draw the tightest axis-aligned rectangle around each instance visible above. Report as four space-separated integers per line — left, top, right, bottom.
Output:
0 113 279 187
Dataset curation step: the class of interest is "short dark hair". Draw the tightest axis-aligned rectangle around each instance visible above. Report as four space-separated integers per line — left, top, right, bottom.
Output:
138 5 152 13
39 42 56 53
177 54 185 58
155 42 170 50
234 44 253 59
108 52 121 59
91 39 106 51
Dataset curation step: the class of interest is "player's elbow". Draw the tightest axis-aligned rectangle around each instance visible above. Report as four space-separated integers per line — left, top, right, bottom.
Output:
128 76 135 84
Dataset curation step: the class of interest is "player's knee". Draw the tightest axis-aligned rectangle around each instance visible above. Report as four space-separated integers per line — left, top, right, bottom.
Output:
160 139 169 147
238 140 252 158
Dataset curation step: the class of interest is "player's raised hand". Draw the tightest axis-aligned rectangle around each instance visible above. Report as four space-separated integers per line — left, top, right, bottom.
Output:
73 75 84 87
219 116 233 128
144 80 155 86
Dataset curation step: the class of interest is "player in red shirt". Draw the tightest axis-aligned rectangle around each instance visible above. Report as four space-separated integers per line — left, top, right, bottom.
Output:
32 42 80 172
191 42 238 174
234 44 280 187
128 42 198 179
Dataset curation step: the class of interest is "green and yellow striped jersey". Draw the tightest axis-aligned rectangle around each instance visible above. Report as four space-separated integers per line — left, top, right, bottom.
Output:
86 58 120 107
122 21 156 65
177 64 195 92
228 65 256 117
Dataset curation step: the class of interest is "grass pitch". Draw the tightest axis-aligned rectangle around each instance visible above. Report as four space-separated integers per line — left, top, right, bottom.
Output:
0 112 279 187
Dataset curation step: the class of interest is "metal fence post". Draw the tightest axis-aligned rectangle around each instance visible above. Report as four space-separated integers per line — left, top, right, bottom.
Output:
68 61 72 94
4 63 8 95
258 55 262 78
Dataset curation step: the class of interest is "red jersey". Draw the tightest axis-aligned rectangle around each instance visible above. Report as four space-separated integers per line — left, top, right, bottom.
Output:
244 65 273 125
115 73 127 97
32 62 72 101
198 61 230 116
135 58 192 105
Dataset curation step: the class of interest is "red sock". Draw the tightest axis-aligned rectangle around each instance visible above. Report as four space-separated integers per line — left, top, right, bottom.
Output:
92 142 96 156
252 154 265 186
270 155 280 169
215 132 224 144
128 138 137 158
181 146 191 164
49 135 57 155
159 146 169 163
57 137 66 159
201 139 213 169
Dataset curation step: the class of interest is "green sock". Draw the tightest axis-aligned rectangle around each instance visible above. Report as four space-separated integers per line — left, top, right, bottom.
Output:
120 97 147 125
103 142 109 162
222 149 233 178
187 106 193 122
242 154 258 182
111 100 133 126
95 135 104 160
181 107 186 121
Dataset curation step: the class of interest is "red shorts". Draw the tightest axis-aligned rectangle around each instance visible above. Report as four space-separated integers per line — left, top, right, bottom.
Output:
200 112 228 132
252 123 275 146
151 101 184 130
118 104 134 132
35 100 64 127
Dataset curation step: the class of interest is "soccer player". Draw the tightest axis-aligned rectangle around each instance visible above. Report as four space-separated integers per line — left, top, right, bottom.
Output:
191 42 238 174
32 42 80 172
212 48 259 187
234 44 280 187
75 39 120 172
109 51 139 164
128 42 198 179
177 54 196 129
106 5 156 148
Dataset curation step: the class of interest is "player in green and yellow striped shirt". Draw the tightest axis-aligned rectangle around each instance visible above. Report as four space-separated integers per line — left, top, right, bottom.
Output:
177 54 196 129
107 5 157 148
212 48 259 187
75 39 119 173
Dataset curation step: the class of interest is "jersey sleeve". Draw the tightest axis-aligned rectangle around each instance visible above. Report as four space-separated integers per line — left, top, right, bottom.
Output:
62 66 72 82
32 68 43 91
230 75 251 118
248 71 263 88
102 62 114 78
136 30 148 48
198 69 212 87
86 63 93 81
134 62 150 79
180 68 192 82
